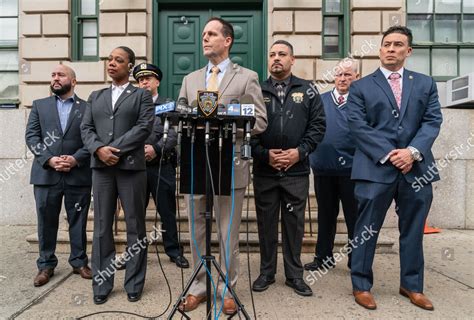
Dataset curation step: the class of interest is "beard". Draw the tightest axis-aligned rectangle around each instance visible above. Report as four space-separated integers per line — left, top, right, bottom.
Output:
50 82 72 96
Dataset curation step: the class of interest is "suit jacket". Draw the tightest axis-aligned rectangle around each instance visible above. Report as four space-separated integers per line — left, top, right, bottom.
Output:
347 68 443 184
178 62 267 188
80 84 154 170
25 95 92 186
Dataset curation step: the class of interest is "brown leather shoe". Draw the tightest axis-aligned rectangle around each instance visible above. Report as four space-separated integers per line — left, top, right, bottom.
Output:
399 287 434 310
73 265 92 279
34 268 54 287
178 294 206 312
353 290 377 310
223 298 237 315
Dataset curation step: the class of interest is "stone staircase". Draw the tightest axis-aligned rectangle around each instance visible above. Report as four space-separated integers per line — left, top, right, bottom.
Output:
26 178 395 254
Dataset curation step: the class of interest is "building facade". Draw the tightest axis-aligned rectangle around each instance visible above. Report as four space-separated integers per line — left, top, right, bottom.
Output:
0 0 473 228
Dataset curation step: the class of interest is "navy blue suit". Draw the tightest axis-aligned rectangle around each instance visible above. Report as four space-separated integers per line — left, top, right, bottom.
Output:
347 68 442 293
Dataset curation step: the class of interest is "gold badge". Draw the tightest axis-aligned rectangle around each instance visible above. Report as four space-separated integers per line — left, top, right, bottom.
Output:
140 63 147 70
292 92 304 103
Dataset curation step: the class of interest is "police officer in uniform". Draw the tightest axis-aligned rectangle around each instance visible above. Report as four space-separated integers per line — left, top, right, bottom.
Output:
133 63 189 268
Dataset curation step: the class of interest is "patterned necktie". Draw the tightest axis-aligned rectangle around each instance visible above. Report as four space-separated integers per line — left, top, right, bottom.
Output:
276 82 286 104
207 66 220 91
338 95 345 105
388 72 402 109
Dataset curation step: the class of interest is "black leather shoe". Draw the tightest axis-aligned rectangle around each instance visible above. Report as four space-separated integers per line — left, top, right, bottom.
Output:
127 292 142 302
285 278 313 296
93 294 109 305
170 255 190 269
252 274 275 292
304 257 335 271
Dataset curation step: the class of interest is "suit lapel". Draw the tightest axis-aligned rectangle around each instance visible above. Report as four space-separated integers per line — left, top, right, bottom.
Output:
102 87 113 114
48 96 64 135
219 63 238 96
63 99 81 135
113 83 136 113
372 69 398 112
398 69 414 122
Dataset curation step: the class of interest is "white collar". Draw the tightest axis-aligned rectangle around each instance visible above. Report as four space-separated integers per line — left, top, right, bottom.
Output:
112 82 130 90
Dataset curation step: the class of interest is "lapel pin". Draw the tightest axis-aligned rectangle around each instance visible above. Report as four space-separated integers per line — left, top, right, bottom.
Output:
126 90 131 94
76 101 80 104
409 75 413 80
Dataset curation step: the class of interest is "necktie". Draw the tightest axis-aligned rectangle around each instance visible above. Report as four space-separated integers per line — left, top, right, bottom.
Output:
276 82 286 104
388 72 402 109
207 66 220 91
338 95 345 105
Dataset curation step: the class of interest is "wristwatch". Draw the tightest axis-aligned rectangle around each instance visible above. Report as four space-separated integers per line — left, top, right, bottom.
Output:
407 146 422 161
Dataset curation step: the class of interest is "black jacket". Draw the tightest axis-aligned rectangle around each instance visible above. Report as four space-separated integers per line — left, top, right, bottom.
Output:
80 84 154 170
251 75 326 177
25 95 92 186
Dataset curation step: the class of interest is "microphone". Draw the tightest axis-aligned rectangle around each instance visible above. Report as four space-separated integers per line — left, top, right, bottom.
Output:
163 117 170 142
240 94 255 116
226 98 241 116
190 100 198 114
176 97 192 113
155 100 175 115
217 103 226 116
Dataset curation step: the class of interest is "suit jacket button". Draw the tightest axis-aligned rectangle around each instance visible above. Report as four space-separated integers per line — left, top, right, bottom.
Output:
398 126 403 130
109 115 114 119
108 132 113 136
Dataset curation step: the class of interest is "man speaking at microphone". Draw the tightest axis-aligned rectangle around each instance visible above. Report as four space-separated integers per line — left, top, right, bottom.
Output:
132 63 189 269
178 17 267 314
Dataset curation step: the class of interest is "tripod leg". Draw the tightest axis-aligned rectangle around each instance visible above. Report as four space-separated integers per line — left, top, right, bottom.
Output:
211 259 251 320
167 260 205 320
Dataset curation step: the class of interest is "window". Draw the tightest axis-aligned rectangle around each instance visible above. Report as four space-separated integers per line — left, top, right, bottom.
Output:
0 0 19 107
322 0 350 58
71 0 99 61
406 0 474 80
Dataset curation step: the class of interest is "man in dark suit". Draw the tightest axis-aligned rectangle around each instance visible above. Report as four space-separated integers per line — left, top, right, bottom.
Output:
251 40 325 297
81 46 154 304
132 63 189 268
347 26 442 311
305 58 359 272
26 64 92 287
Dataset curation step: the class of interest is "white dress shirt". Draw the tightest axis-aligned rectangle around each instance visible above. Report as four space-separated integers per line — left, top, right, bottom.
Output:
111 82 129 109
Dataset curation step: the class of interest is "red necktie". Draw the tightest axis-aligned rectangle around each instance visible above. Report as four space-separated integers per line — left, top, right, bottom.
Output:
338 95 345 105
388 72 402 109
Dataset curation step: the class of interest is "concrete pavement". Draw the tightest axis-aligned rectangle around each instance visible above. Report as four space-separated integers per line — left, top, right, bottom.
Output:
1 225 473 319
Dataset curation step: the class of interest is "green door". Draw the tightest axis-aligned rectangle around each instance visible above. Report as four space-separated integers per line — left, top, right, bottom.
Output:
157 7 263 99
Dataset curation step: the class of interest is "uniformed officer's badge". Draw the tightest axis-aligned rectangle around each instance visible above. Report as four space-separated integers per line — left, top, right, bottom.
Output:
197 90 219 117
140 63 147 70
263 97 271 104
292 92 304 103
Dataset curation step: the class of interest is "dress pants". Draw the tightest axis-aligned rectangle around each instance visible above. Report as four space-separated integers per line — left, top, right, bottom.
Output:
34 178 91 270
185 188 245 298
314 175 358 266
254 175 309 280
351 175 433 292
91 167 148 296
146 163 181 258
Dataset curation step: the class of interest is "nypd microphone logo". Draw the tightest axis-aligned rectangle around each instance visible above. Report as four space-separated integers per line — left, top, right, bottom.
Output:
198 90 219 117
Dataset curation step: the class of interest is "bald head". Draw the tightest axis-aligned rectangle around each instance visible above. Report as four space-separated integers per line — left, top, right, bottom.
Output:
50 64 77 99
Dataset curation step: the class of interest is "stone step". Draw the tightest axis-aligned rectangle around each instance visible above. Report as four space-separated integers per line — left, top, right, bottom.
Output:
25 231 395 254
83 210 348 234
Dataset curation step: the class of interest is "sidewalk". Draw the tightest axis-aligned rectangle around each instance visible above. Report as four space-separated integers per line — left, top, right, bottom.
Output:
1 225 472 319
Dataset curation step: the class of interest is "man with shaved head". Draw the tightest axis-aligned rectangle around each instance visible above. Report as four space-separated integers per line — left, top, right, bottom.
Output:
26 64 93 287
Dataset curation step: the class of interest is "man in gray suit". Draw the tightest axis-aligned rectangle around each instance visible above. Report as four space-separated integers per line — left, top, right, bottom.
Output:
26 64 92 287
81 46 154 304
178 17 267 314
